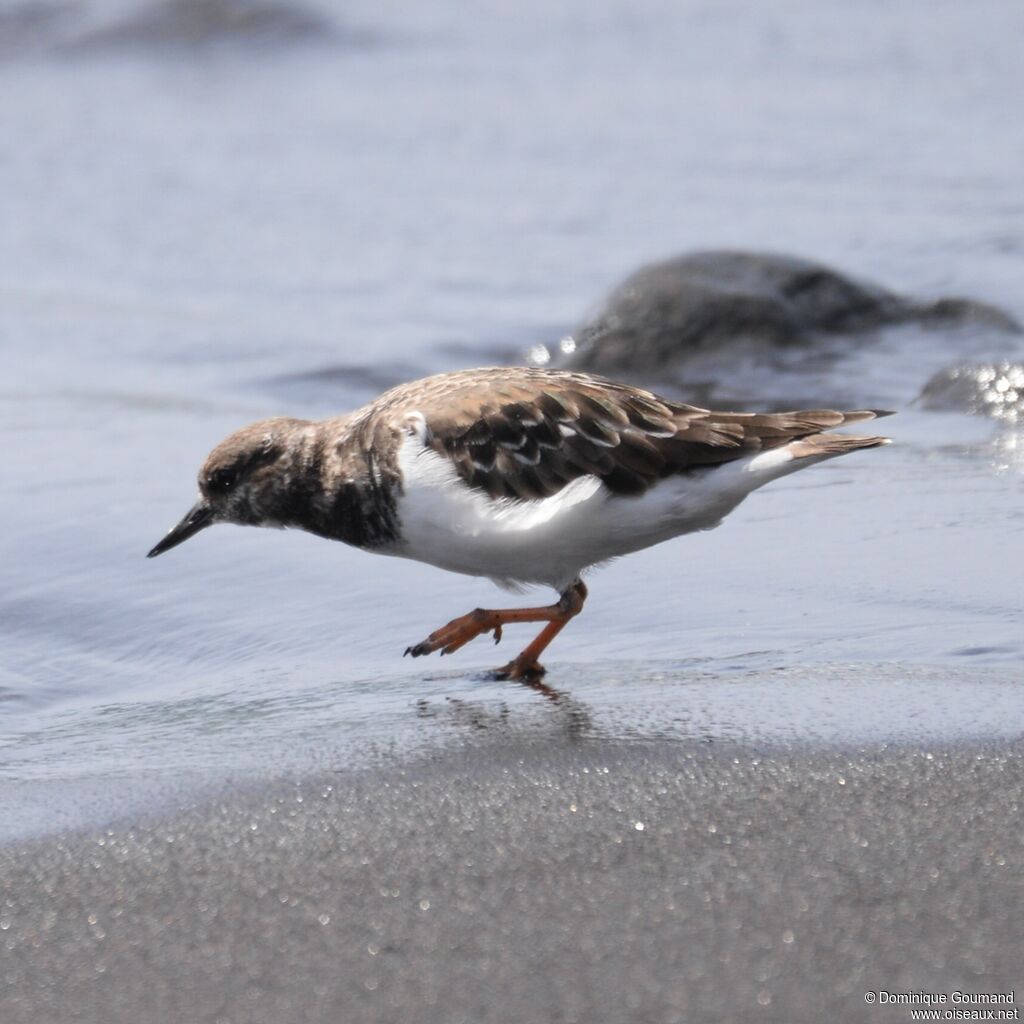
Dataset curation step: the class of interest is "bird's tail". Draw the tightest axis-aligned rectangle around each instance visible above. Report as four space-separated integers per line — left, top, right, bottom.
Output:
834 408 895 426
778 407 892 460
787 431 892 460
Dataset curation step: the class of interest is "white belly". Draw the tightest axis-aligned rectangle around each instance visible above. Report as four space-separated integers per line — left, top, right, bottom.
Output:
389 435 791 593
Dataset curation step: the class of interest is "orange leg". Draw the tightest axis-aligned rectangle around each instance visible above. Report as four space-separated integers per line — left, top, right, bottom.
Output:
405 581 588 680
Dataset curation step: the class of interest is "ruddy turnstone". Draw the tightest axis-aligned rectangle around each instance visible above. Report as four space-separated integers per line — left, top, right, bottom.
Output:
148 367 891 679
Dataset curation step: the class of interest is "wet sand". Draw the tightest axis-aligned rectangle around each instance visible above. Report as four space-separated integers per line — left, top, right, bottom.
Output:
3 688 1021 1024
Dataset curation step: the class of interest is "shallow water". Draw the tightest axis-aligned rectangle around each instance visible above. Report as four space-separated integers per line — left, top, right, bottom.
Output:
2 0 1023 829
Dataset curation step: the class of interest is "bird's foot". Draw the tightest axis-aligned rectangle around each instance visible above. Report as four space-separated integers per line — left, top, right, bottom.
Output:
403 582 587 671
404 608 503 659
490 658 546 681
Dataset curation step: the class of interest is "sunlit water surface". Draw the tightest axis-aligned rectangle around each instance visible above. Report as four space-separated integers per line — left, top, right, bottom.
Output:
2 0 1022 833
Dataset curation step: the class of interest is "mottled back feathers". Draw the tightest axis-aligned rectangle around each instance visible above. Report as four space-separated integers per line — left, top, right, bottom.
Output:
366 367 889 502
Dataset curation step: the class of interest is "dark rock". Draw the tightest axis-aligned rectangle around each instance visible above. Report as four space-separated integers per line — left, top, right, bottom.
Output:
0 2 82 57
0 0 372 58
559 251 1020 377
63 0 337 52
915 297 1022 333
917 362 1024 423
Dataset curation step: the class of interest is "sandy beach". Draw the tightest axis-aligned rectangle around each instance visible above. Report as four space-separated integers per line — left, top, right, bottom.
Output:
3 666 1022 1024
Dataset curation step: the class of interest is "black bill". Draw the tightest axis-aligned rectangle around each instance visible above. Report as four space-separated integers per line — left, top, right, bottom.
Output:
147 501 215 558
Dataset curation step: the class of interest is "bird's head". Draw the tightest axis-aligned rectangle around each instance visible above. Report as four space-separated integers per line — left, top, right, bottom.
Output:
147 418 309 558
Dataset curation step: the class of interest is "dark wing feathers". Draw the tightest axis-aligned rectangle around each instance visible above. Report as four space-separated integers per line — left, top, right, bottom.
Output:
376 367 885 502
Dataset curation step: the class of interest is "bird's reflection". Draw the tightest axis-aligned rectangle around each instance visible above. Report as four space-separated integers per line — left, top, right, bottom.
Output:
513 675 593 735
415 673 592 739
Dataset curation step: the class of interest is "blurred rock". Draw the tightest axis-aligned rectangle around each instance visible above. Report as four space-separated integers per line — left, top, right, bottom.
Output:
917 362 1024 423
0 0 366 57
66 0 336 52
0 1 80 57
554 251 1020 377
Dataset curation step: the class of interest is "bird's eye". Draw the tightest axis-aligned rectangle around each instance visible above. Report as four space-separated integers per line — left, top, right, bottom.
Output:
208 468 237 494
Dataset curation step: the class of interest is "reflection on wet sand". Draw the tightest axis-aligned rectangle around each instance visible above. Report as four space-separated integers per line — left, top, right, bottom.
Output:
416 673 593 740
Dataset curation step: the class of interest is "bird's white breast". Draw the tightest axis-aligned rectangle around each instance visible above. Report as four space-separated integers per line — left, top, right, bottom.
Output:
389 433 799 592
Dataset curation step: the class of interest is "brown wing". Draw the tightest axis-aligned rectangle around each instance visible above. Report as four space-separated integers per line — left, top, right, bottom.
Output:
374 367 886 501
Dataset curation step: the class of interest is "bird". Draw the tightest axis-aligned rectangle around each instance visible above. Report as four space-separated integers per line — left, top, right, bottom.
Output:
148 366 891 679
